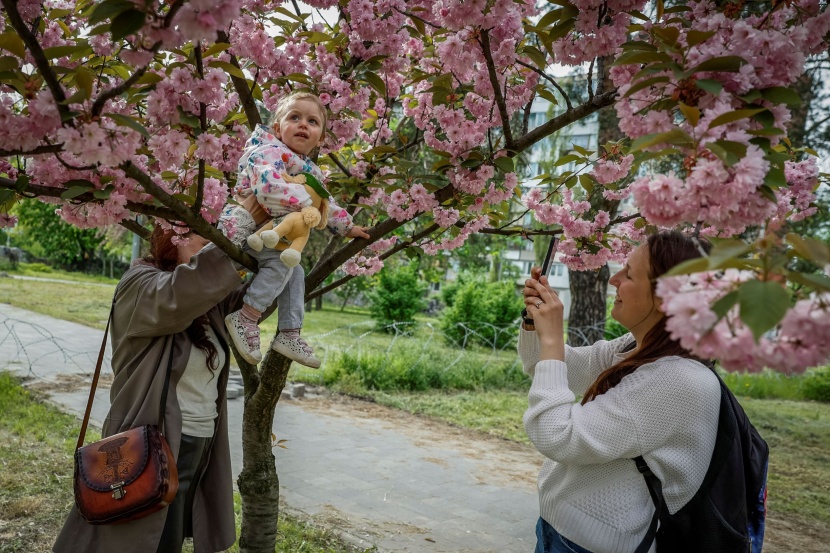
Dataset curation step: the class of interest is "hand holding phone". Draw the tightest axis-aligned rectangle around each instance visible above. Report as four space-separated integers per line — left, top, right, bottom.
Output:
522 236 559 328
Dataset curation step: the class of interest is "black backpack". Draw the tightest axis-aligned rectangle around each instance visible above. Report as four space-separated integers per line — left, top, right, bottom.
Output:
634 369 769 553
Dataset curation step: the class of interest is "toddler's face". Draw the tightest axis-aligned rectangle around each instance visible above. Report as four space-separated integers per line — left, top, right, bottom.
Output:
273 99 325 157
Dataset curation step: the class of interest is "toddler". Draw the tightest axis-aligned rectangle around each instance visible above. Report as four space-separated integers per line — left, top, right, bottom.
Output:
220 91 368 367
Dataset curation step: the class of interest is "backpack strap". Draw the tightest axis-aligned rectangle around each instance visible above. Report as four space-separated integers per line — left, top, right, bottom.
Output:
634 455 666 553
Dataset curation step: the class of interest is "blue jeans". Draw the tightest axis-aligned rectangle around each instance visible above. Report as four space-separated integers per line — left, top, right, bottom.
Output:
535 517 595 553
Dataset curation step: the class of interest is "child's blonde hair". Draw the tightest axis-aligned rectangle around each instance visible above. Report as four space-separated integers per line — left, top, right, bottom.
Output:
268 90 328 137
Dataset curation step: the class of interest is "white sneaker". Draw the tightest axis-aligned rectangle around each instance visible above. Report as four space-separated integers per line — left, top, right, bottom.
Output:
271 333 321 369
224 311 262 364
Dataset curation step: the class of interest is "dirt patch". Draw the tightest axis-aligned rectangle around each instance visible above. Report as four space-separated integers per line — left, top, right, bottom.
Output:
763 511 829 553
23 372 111 394
316 502 429 541
295 391 542 491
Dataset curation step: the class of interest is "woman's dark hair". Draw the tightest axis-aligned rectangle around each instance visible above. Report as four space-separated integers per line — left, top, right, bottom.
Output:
581 231 712 404
145 226 219 372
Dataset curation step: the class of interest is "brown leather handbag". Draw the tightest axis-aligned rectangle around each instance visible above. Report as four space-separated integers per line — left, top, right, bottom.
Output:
73 307 179 525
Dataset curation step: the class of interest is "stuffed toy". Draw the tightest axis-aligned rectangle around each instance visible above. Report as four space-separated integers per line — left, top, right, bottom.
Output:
246 172 330 267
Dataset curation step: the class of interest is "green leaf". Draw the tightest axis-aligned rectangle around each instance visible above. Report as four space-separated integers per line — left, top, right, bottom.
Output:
695 78 723 95
623 75 670 98
522 46 548 69
786 271 830 293
43 44 90 60
554 154 582 167
0 33 25 58
494 157 514 173
678 102 699 126
60 179 96 199
363 71 387 98
686 30 716 47
629 128 694 152
208 60 246 80
104 113 149 137
759 86 802 107
612 50 673 66
709 239 753 265
708 108 767 130
93 187 113 199
653 26 680 46
665 256 710 276
110 9 146 41
299 31 331 44
787 233 830 266
537 87 559 105
202 42 231 58
74 66 95 100
706 140 747 167
687 55 746 74
90 0 134 24
711 290 739 319
738 280 790 341
763 166 786 189
579 174 595 194
0 55 19 72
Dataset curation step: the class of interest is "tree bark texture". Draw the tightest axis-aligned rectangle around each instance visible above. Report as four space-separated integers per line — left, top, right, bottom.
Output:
567 265 610 346
237 351 293 553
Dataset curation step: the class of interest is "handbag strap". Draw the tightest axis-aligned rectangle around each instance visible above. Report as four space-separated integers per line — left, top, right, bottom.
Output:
634 455 666 553
76 301 115 450
76 297 175 449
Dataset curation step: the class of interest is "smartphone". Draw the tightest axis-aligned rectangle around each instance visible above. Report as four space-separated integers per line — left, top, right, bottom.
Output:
540 236 560 278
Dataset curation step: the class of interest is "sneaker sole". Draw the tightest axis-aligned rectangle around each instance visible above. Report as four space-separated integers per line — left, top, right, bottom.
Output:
224 315 262 365
271 341 321 369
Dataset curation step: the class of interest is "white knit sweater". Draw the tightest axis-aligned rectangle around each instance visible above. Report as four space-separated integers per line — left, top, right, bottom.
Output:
518 329 721 553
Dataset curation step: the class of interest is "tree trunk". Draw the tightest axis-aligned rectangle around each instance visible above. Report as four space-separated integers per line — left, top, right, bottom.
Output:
237 349 293 553
567 265 610 346
315 293 323 311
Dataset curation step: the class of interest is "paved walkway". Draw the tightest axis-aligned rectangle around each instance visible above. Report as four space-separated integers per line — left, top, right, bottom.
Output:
0 303 542 552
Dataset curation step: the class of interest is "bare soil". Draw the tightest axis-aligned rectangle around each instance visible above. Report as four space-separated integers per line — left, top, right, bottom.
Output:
296 390 829 553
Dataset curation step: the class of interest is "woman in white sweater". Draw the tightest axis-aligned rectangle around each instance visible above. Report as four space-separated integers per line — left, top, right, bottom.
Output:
519 231 720 553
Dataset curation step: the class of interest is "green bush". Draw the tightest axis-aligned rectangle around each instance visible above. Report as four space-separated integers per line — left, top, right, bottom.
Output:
440 277 523 349
320 341 528 392
24 262 53 273
802 366 830 403
368 263 428 331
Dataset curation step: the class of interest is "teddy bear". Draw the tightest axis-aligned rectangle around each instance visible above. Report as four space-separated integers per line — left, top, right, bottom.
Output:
245 172 330 268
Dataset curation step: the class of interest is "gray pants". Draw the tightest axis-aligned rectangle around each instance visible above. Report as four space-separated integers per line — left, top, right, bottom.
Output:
243 244 305 329
219 204 305 329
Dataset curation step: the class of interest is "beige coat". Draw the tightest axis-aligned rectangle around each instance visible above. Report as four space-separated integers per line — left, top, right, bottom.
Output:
54 245 246 553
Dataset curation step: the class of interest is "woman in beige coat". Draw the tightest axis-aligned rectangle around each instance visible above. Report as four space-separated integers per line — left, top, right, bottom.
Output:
54 226 275 553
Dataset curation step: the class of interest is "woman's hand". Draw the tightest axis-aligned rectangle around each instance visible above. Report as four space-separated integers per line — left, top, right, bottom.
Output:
523 269 565 361
346 225 370 239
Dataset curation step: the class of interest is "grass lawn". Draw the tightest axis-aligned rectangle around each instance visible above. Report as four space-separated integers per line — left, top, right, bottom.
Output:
0 372 370 553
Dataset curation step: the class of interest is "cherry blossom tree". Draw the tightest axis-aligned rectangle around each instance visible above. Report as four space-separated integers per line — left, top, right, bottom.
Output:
1 0 829 550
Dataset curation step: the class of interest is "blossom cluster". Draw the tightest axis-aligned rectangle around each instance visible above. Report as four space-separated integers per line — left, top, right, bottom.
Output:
658 270 830 373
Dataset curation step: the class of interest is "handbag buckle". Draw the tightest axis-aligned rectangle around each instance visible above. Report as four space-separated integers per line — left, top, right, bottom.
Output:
110 481 126 500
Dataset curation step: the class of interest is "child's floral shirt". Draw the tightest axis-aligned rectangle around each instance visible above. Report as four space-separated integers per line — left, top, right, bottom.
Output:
235 124 354 236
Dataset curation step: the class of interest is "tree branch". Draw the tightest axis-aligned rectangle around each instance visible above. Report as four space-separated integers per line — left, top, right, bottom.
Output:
480 29 513 148
193 44 207 215
327 152 352 177
515 59 573 111
0 144 64 156
119 218 151 239
307 223 440 301
217 31 262 130
0 176 181 220
305 185 454 292
120 161 258 271
512 90 617 152
1 0 69 121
